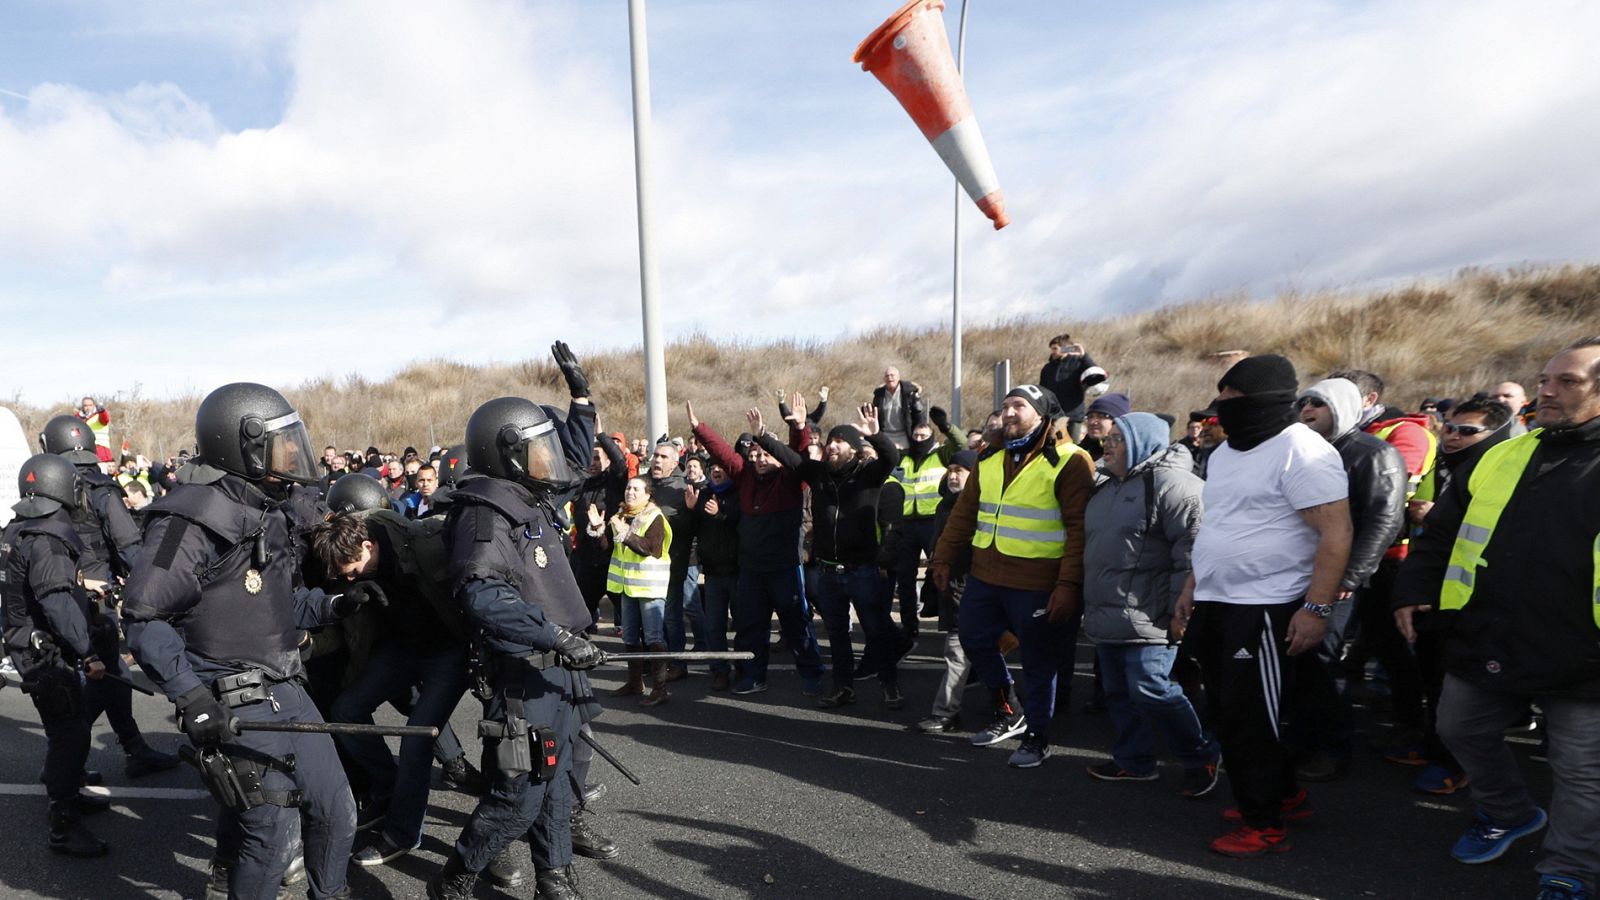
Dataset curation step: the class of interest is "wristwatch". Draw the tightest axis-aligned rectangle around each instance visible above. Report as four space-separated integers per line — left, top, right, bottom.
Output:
1302 601 1334 619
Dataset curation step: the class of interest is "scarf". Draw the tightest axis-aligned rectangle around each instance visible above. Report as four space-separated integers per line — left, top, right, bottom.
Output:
1216 391 1299 452
622 497 650 518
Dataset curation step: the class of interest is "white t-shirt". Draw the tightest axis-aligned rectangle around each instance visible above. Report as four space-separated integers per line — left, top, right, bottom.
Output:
1193 423 1348 605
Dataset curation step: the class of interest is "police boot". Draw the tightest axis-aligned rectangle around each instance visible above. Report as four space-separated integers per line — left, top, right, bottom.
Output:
484 844 528 888
427 852 479 900
125 741 181 778
571 810 619 860
640 643 670 707
47 800 109 858
535 864 587 900
611 644 644 697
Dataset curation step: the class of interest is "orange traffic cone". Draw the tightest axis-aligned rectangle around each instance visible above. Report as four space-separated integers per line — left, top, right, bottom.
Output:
854 0 1010 229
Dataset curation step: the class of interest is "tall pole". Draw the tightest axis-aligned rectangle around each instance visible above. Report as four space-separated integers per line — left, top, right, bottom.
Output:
950 0 970 428
628 0 669 442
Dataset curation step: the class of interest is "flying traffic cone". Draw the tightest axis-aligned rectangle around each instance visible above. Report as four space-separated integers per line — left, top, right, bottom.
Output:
854 0 1010 229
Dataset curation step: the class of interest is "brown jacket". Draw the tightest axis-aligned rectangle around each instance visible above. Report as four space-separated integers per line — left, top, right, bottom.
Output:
930 426 1093 592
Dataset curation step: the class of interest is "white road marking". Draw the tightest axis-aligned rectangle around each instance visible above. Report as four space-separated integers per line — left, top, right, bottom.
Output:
0 783 209 800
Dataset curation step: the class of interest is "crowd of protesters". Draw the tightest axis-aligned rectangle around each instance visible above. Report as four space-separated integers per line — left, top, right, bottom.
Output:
14 331 1598 900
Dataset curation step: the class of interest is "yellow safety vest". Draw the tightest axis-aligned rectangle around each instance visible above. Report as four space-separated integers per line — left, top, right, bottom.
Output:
894 454 946 518
1440 429 1600 628
605 507 674 599
1374 420 1438 501
971 442 1088 559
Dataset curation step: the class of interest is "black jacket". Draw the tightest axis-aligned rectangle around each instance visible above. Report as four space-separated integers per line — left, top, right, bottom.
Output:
1395 417 1600 698
872 383 927 438
1331 428 1407 591
1040 352 1098 420
761 431 900 566
691 484 741 577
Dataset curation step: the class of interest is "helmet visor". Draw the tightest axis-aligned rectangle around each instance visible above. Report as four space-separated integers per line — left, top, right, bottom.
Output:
517 420 576 489
263 412 319 485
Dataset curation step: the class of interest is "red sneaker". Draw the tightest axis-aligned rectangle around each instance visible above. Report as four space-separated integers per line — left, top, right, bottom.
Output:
1222 788 1312 823
1210 825 1291 857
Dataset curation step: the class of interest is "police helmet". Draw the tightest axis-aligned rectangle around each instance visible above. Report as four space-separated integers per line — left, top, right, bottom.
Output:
194 383 319 484
38 415 102 465
15 453 81 516
325 473 392 513
465 397 577 493
438 443 470 486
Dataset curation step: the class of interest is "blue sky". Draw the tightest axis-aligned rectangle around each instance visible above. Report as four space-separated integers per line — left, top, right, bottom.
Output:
3 0 1598 406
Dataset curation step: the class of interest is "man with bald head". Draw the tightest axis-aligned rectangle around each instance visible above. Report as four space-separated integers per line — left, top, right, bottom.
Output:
1489 382 1531 436
873 366 927 451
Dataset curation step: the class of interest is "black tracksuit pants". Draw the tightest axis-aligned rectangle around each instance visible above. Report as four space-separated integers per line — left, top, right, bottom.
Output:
1187 598 1301 829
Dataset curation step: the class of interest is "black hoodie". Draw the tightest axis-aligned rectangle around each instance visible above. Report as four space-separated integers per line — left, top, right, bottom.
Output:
759 431 900 566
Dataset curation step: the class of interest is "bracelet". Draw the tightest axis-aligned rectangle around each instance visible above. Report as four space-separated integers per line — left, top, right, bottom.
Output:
1301 601 1334 619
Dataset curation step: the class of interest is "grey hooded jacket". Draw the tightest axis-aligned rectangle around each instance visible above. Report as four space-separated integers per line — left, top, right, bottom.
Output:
1082 435 1204 645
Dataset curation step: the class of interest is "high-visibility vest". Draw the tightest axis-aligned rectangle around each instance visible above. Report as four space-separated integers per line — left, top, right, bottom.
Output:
1374 420 1438 501
1439 429 1600 628
605 507 673 599
971 442 1088 559
80 411 111 450
893 454 946 518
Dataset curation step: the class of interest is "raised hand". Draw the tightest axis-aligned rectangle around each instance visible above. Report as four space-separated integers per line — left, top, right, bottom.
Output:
586 503 604 528
789 391 807 425
746 407 766 436
550 340 590 399
684 484 701 509
858 403 880 436
685 400 700 430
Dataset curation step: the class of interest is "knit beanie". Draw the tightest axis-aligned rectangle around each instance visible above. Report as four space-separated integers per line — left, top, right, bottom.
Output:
1005 384 1062 419
1086 392 1132 419
826 424 867 451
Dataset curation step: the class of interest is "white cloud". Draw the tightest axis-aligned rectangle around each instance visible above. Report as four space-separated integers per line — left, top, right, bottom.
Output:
1 0 1598 404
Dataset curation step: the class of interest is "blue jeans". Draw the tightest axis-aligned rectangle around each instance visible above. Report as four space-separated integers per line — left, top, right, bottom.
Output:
733 567 825 684
815 564 900 688
702 573 736 674
620 595 666 646
330 642 468 848
958 576 1075 739
1097 643 1218 773
681 564 706 661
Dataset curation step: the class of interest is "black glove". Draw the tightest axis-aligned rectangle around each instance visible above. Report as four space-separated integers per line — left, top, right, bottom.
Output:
176 686 233 747
552 627 603 670
551 340 590 399
929 406 951 432
28 631 62 667
333 581 387 617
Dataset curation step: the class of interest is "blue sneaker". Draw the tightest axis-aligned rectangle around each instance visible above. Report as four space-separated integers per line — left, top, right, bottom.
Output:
1006 734 1051 769
1538 875 1590 900
1412 764 1470 795
1450 808 1547 864
731 678 768 696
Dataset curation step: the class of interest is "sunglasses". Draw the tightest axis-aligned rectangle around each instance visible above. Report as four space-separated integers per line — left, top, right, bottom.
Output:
1443 422 1492 436
1295 397 1327 410
1102 434 1126 446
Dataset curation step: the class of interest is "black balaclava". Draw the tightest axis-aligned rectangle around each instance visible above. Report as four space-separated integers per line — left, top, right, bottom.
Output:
1215 354 1300 452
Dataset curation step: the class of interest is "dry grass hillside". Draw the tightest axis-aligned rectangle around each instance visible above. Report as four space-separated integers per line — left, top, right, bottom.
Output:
13 265 1599 460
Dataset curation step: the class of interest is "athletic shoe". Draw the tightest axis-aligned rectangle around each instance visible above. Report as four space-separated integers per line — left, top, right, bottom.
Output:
882 684 905 710
1223 788 1313 823
1537 874 1590 900
913 714 958 734
731 678 767 696
1381 744 1430 767
818 686 856 708
1007 734 1051 768
1412 764 1470 795
351 833 416 868
1181 762 1222 799
970 710 1027 748
1210 825 1290 857
1451 808 1548 864
355 797 390 832
1086 761 1159 782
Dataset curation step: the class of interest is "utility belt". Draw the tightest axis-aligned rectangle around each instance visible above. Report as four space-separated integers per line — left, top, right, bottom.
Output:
211 669 291 712
477 692 558 782
181 744 303 813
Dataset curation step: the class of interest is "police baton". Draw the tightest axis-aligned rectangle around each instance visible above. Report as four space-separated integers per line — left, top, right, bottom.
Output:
97 668 157 696
599 651 754 663
230 720 440 738
581 731 641 786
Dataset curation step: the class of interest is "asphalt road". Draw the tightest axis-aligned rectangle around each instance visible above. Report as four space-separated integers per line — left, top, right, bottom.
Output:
0 629 1546 900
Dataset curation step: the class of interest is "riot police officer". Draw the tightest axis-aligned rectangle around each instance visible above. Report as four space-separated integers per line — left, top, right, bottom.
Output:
121 383 372 899
38 414 179 778
427 390 603 900
1 453 113 857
